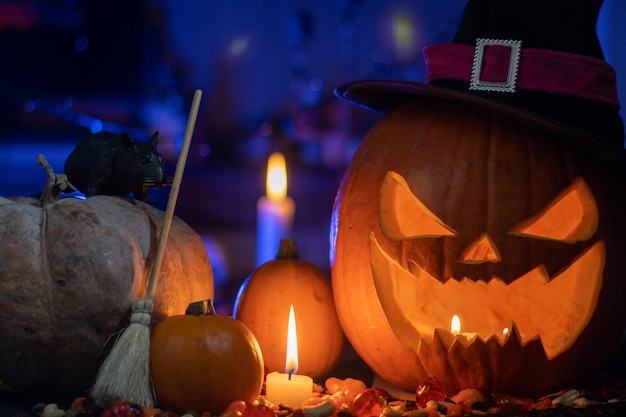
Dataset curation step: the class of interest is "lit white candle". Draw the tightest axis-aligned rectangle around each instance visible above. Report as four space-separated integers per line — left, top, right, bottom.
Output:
451 314 478 342
256 153 295 266
265 305 313 408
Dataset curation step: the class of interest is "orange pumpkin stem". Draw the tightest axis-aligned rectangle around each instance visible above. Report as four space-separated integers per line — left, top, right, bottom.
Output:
186 299 216 316
276 238 300 260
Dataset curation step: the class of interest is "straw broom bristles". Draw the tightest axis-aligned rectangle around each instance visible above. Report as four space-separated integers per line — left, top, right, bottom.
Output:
90 298 154 407
90 89 203 408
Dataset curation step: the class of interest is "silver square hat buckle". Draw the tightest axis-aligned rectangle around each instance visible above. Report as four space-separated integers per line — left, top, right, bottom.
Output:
470 38 522 93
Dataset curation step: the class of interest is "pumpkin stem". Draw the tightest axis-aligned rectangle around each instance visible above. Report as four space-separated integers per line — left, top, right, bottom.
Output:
186 299 216 316
276 238 300 260
36 154 77 207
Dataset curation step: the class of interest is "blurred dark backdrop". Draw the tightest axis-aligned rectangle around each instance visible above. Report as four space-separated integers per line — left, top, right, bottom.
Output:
1 0 625 312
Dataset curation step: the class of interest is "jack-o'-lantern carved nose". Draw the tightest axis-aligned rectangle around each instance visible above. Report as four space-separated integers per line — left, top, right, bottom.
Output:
458 233 502 264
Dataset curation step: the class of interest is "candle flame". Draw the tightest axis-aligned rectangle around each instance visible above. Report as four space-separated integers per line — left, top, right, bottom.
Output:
266 152 287 202
451 314 461 334
285 304 298 375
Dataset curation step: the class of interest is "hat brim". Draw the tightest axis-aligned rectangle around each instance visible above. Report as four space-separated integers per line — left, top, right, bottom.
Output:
335 80 626 161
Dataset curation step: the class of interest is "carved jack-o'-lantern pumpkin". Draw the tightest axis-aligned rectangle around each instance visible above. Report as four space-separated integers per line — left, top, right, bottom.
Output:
330 0 626 396
331 98 626 396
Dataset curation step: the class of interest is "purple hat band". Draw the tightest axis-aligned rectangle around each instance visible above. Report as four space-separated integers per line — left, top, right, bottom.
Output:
424 40 620 108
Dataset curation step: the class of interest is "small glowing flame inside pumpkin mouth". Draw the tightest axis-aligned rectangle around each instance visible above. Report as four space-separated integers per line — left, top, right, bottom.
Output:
370 234 605 359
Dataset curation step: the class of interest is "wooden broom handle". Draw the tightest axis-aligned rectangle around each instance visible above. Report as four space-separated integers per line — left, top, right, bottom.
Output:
145 89 203 298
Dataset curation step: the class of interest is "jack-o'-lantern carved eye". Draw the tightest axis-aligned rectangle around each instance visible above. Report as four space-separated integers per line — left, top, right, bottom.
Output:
379 171 456 240
380 171 598 245
509 177 598 243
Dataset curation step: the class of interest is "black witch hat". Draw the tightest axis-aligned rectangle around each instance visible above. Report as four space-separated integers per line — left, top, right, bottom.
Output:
335 0 625 160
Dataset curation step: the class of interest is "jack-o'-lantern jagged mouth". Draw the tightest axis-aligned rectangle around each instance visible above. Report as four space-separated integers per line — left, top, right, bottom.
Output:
370 234 605 359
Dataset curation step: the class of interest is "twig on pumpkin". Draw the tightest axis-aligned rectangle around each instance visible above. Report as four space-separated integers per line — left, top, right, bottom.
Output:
36 154 76 207
90 89 203 408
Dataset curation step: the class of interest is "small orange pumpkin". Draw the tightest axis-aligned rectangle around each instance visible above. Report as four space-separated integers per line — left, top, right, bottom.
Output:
234 238 344 380
150 299 265 415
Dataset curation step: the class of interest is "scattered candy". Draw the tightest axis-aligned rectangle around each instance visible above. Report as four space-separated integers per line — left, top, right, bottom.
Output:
401 411 429 417
99 400 142 417
348 388 387 417
42 404 66 417
450 388 483 405
414 377 446 408
533 397 553 410
302 399 335 417
380 400 405 417
450 388 483 414
240 399 274 417
551 389 580 406
30 376 626 417
325 377 367 401
444 403 462 417
571 397 590 407
493 393 534 412
219 400 247 417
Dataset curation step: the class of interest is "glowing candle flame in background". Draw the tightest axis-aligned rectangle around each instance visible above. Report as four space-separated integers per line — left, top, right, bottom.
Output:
267 152 287 202
256 152 295 266
285 304 298 376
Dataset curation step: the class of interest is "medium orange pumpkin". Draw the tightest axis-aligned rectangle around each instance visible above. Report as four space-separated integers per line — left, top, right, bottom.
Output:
234 238 344 380
0 173 214 396
150 299 265 415
330 98 626 397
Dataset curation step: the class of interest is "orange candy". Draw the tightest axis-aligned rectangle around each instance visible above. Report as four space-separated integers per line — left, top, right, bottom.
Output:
218 401 247 417
445 403 464 417
325 377 367 398
451 388 485 413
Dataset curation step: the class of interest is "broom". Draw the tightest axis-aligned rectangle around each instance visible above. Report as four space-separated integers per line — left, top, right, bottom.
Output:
91 89 203 408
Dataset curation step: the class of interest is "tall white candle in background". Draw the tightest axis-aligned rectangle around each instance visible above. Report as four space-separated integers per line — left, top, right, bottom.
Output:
256 152 295 266
265 305 313 408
